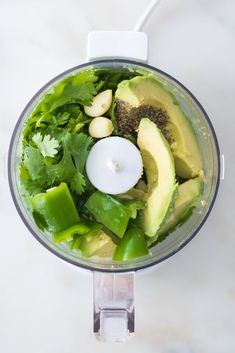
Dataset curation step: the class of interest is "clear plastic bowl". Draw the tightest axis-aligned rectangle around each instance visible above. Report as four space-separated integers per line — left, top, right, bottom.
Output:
8 59 220 273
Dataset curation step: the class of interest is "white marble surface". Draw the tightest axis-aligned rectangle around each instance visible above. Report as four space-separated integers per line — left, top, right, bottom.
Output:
1 0 235 352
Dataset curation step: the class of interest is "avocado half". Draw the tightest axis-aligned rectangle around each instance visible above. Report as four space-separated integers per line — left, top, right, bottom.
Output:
137 118 177 237
115 76 203 179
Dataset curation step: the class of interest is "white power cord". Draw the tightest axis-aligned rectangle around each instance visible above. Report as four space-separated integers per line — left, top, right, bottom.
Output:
87 0 161 61
133 0 161 32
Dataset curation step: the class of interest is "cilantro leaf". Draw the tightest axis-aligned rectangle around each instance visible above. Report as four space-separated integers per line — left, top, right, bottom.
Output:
95 68 141 92
43 126 66 144
34 70 97 114
47 142 75 184
55 104 81 119
22 71 98 144
64 132 93 172
70 172 86 195
21 180 44 197
32 132 59 157
22 132 93 196
47 133 93 194
54 112 70 126
23 146 48 182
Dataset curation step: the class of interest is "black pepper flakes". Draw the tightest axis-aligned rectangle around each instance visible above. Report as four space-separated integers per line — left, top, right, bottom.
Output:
115 100 173 143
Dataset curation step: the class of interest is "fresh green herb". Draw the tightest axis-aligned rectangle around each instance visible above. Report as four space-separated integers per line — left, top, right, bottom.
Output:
95 68 141 93
23 147 48 183
21 132 93 196
34 70 98 115
54 112 70 126
23 71 98 144
64 132 92 172
32 132 59 158
47 133 93 195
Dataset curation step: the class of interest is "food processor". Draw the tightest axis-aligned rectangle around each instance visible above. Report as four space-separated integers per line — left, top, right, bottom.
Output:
8 30 221 342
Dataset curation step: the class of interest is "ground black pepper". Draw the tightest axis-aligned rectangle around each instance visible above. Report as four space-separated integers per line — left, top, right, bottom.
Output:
115 100 173 143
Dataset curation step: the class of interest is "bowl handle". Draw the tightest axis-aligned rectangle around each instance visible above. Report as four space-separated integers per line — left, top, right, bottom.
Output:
86 31 148 63
93 271 135 342
220 154 225 180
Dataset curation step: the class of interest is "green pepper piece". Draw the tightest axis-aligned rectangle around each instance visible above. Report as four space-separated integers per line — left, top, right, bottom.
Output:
113 226 149 261
123 200 146 219
53 222 91 243
71 224 102 250
85 191 132 238
31 182 80 232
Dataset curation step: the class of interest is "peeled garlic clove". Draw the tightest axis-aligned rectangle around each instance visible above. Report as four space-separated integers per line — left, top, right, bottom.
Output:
89 117 114 138
84 90 112 117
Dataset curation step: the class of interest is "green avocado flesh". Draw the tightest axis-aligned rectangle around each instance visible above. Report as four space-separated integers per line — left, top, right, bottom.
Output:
72 229 116 258
137 118 177 237
116 76 203 179
160 177 203 234
93 240 117 258
148 177 203 245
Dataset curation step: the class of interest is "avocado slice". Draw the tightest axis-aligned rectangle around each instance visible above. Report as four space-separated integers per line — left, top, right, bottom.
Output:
115 76 202 178
137 118 177 237
72 229 116 258
93 240 116 258
117 187 147 201
148 177 203 246
160 177 203 234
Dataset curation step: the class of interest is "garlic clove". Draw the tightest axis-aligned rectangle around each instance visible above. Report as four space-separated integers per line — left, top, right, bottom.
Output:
89 117 114 138
84 90 112 117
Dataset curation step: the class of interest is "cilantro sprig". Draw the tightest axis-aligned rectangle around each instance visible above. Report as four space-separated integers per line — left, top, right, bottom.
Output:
32 133 59 157
21 132 93 196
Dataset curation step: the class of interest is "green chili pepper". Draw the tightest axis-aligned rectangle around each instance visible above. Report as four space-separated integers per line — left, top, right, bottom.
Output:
53 222 91 243
31 182 80 232
113 226 149 261
85 191 132 238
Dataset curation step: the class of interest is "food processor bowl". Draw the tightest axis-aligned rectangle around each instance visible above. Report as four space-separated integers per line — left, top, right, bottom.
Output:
8 59 220 340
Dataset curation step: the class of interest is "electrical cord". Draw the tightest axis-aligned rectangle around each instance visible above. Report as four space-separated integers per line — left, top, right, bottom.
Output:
133 0 161 32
